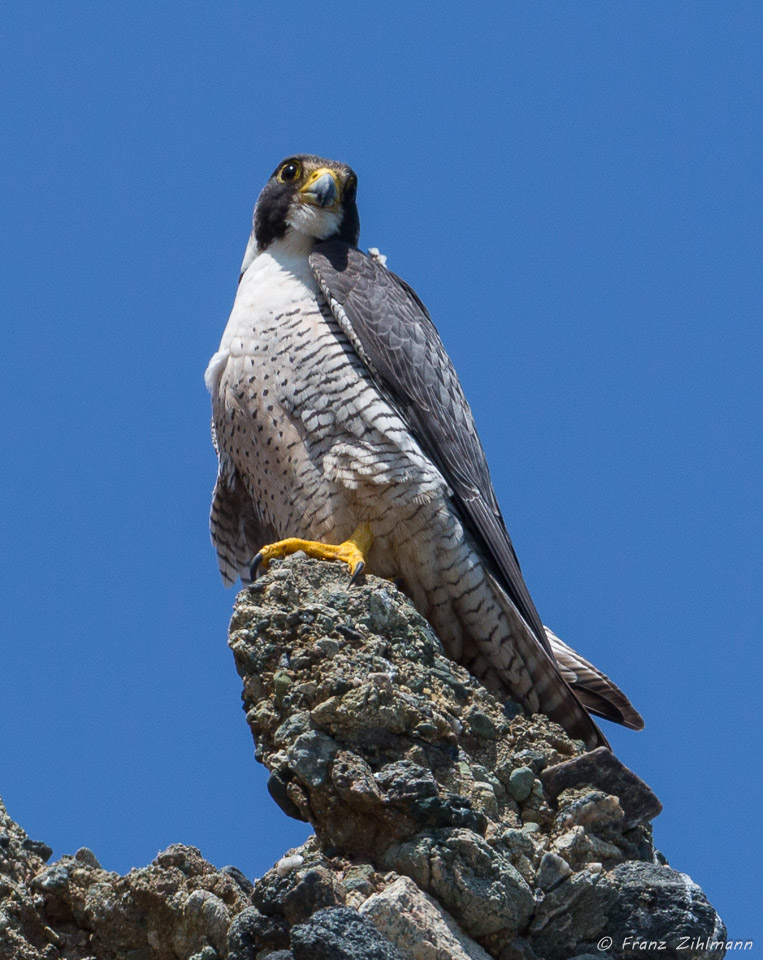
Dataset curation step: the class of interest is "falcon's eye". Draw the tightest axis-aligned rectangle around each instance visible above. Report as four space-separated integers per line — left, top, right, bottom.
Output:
278 161 301 183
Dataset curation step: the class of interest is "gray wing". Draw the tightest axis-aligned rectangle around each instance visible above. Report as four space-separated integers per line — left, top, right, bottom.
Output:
309 240 552 656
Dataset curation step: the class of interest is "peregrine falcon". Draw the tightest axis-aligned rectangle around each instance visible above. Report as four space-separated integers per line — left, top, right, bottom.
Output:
206 154 643 749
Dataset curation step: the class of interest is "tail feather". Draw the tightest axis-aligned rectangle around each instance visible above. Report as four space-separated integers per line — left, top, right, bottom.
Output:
545 627 645 731
210 454 276 587
483 573 611 750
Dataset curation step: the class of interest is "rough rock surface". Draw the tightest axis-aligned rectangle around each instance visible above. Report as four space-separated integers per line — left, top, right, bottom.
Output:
1 558 726 959
0 806 251 960
360 875 493 960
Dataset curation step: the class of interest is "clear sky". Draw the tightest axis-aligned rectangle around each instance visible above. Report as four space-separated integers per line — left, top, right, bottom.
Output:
2 0 760 945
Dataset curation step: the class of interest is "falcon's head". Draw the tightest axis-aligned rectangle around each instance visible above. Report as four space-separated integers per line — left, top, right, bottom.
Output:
252 154 360 253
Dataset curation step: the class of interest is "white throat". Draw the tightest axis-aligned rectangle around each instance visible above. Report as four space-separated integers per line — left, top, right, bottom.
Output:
205 233 321 395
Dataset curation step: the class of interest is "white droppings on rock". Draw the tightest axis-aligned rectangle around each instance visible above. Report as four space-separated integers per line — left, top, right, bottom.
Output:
276 853 304 878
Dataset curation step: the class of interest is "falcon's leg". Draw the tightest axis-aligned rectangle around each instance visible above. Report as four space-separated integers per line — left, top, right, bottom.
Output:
251 523 374 584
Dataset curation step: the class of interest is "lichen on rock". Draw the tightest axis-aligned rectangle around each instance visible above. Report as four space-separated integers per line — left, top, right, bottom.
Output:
225 558 725 959
1 557 726 959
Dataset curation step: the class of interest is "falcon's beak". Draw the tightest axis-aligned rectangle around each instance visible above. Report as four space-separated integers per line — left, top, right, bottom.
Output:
299 169 339 209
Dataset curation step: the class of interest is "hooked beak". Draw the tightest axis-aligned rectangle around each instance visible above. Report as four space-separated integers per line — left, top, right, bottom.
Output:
299 169 339 208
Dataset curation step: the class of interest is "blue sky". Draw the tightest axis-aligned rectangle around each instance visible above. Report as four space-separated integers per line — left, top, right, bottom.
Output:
2 0 760 944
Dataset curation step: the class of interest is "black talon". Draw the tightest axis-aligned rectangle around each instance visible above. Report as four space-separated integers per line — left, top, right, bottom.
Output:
250 552 265 580
349 560 365 587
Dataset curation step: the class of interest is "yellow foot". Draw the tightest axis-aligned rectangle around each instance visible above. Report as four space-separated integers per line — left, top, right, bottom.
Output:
251 523 374 584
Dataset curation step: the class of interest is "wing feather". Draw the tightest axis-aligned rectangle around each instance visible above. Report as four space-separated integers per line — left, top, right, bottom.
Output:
310 241 552 656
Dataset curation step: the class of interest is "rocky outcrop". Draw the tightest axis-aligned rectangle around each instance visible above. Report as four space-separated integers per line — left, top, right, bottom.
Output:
0 812 252 960
1 558 726 959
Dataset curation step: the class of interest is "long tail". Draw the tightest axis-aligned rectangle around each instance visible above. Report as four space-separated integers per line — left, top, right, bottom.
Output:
483 573 611 750
545 627 645 730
